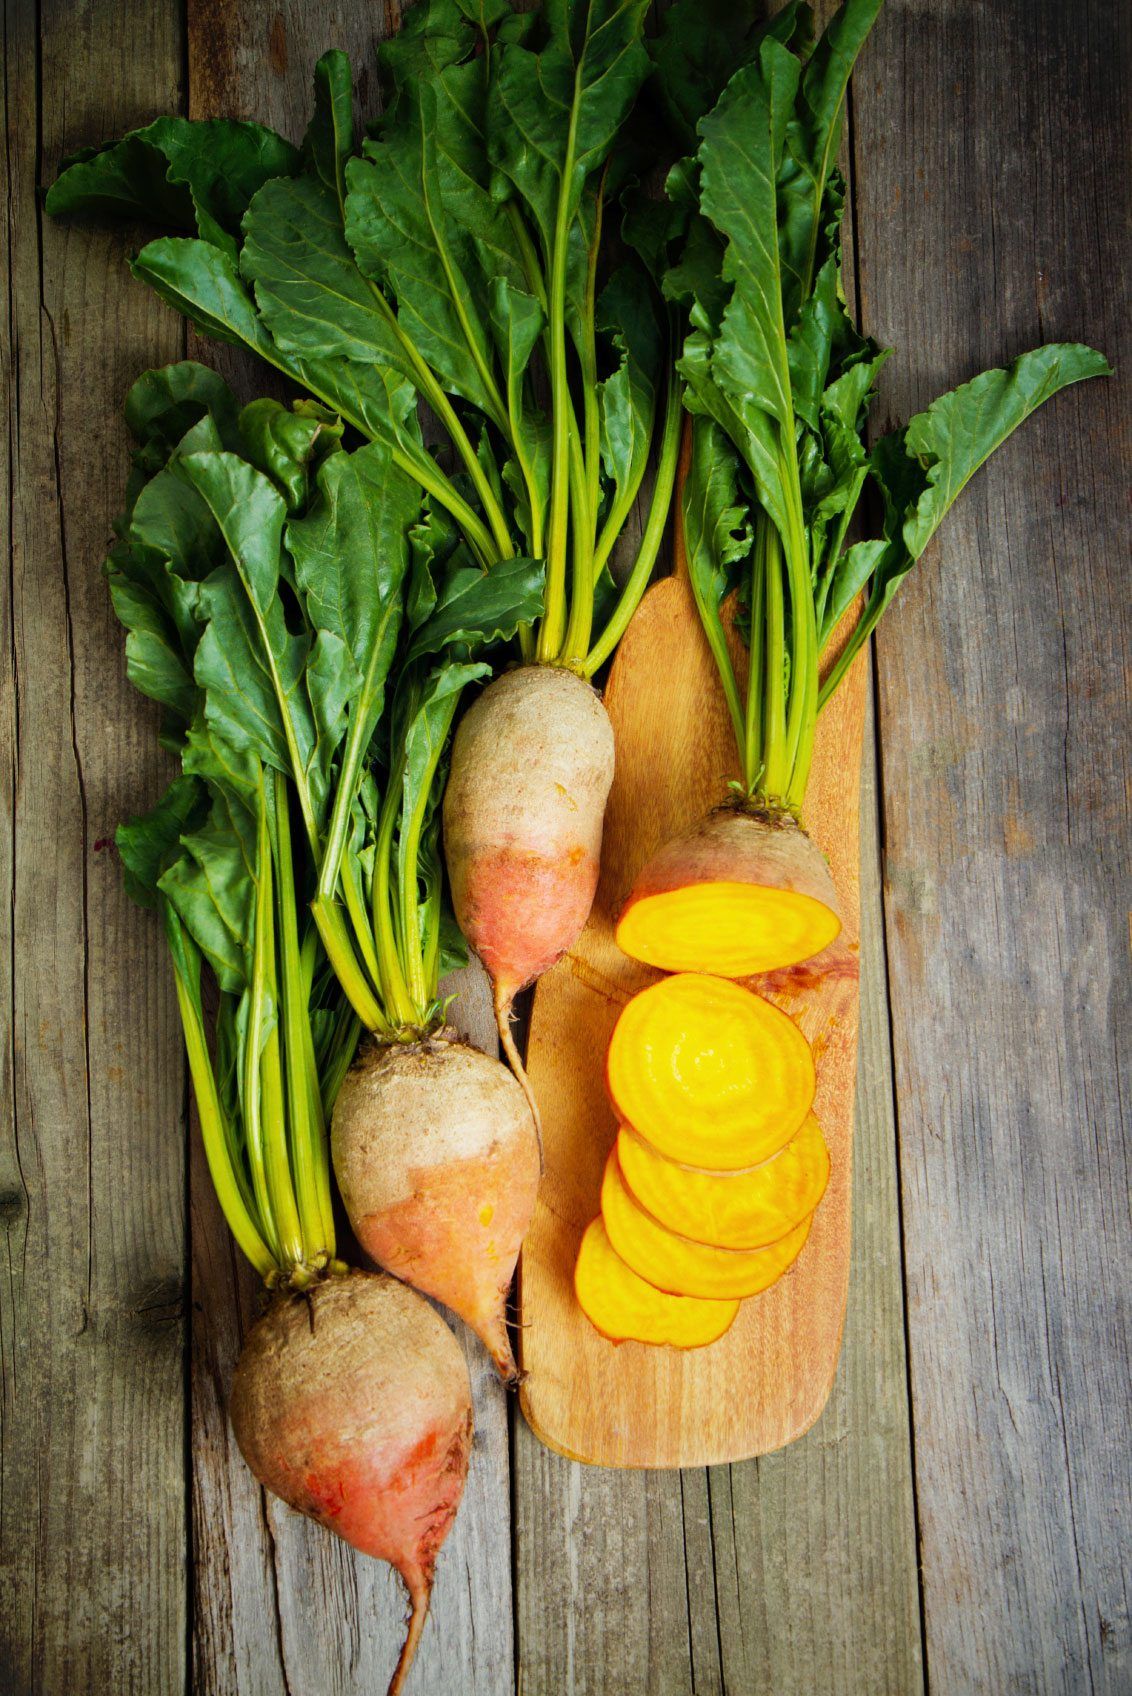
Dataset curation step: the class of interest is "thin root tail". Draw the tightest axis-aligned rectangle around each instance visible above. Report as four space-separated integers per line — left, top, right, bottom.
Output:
387 1580 430 1696
494 987 544 1172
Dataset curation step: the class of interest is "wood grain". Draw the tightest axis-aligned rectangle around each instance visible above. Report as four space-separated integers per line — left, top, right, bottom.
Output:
1 1 187 1689
518 489 869 1465
184 10 515 1692
854 1 1131 1690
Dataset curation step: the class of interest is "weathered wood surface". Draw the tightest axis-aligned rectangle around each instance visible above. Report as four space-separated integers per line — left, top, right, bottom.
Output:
854 2 1131 1692
1 0 188 1691
2 0 1126 1692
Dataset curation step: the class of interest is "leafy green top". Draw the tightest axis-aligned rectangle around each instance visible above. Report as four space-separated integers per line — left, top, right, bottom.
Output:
48 0 684 679
650 0 1110 812
112 361 541 1280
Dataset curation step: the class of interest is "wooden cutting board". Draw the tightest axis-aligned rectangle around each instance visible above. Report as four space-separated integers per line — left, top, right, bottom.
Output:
517 486 869 1469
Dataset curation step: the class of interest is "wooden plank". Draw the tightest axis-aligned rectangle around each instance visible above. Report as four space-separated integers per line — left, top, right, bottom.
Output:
0 1 188 1690
515 0 922 1678
514 692 924 1694
852 1 1131 1691
183 8 515 1690
703 685 924 1696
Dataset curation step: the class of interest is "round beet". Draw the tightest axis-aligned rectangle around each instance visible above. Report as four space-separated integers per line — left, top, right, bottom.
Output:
230 1271 472 1696
332 1033 540 1381
616 806 841 977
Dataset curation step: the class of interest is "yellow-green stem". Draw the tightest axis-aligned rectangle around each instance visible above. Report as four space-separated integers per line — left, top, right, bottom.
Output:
273 773 327 1262
584 377 682 677
538 88 582 662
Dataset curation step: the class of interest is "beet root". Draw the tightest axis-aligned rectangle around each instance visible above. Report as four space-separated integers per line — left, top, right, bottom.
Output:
443 665 615 1094
230 1270 472 1695
331 1031 541 1380
616 806 841 977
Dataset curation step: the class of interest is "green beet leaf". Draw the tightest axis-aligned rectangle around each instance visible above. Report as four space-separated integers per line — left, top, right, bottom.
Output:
818 343 1114 705
46 116 299 259
345 49 523 425
488 0 651 252
239 398 343 512
303 50 356 214
666 0 1109 813
124 361 241 468
287 441 418 894
404 553 546 664
117 774 205 909
901 343 1114 559
243 175 411 373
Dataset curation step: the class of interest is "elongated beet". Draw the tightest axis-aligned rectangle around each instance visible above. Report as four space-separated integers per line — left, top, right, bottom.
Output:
617 807 841 978
443 665 615 1093
332 1032 541 1380
230 1271 472 1696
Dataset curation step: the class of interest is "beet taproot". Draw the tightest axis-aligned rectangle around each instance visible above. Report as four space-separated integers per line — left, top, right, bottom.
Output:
616 807 841 977
230 1271 472 1696
443 665 614 1096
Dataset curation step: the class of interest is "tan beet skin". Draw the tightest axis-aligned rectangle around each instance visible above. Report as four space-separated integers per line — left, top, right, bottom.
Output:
617 806 842 976
443 665 615 1005
332 1032 541 1380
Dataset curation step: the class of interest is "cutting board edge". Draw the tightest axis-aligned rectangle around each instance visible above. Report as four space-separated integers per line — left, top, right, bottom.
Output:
518 1234 853 1468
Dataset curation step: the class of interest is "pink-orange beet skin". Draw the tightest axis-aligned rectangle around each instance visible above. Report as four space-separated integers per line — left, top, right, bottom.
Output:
443 665 615 1024
457 839 599 999
332 1033 541 1380
230 1272 472 1696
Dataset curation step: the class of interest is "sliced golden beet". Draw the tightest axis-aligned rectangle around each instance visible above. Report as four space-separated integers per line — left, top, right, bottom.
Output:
574 1216 739 1349
605 973 815 1170
616 1115 830 1250
617 879 841 976
616 809 841 976
601 1152 813 1299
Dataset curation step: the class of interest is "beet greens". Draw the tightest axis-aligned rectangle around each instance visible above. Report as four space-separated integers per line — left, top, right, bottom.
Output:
49 0 682 679
648 0 1109 810
113 360 539 1283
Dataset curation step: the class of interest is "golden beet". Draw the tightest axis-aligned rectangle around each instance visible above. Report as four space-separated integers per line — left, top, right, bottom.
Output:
616 1114 829 1250
605 973 815 1170
332 1032 540 1382
616 808 840 976
600 1151 812 1300
574 1215 739 1348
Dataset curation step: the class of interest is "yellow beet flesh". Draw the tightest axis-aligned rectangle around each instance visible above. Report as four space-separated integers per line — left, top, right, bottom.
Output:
573 1216 740 1348
615 809 841 976
616 1114 830 1250
616 879 840 976
601 1152 812 1299
605 973 815 1170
